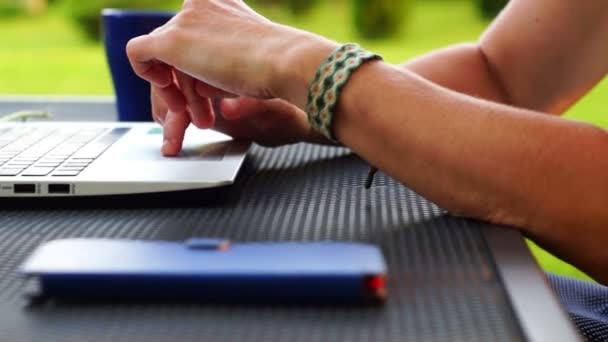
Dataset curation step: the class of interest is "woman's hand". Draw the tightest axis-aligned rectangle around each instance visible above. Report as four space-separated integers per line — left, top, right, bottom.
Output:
127 0 273 99
127 0 338 155
151 86 332 155
127 0 335 102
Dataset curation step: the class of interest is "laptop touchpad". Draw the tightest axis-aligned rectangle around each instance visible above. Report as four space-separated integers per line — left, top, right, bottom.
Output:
178 141 229 161
112 127 232 162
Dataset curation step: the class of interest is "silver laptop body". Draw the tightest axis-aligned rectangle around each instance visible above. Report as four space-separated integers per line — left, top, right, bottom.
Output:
0 122 250 197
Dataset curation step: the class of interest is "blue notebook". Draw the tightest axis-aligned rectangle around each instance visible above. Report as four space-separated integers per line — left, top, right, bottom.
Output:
20 238 388 304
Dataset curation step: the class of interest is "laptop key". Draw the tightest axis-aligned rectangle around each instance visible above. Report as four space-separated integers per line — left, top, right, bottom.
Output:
0 168 24 176
71 145 108 159
5 164 32 169
40 157 67 162
46 154 72 159
63 163 89 168
34 162 62 168
57 167 84 172
21 167 55 176
8 161 33 166
52 170 80 177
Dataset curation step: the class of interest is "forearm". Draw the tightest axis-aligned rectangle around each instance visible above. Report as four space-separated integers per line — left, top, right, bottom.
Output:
332 61 608 283
400 43 513 106
277 49 608 283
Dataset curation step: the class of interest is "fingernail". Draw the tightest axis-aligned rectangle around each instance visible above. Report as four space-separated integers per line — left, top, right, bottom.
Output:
161 139 173 155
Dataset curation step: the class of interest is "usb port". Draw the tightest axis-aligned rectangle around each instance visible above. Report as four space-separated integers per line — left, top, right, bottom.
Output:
14 184 36 194
48 184 70 194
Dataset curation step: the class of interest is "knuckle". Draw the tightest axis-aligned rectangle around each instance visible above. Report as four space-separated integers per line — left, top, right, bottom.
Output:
183 0 209 8
149 26 164 36
178 7 198 22
151 100 168 122
192 123 206 130
153 115 164 124
190 116 207 129
153 108 165 123
162 26 188 49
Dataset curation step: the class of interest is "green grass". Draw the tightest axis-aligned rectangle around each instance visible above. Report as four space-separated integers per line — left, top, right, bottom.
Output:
0 9 113 94
527 240 593 281
0 0 604 281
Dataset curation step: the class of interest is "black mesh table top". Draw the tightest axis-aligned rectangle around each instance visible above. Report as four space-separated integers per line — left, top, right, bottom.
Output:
0 143 526 342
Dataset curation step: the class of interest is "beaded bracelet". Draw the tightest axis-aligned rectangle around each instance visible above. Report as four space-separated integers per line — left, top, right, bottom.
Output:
306 44 383 188
305 43 383 142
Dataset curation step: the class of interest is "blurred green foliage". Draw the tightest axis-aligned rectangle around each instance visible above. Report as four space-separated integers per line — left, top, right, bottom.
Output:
0 0 22 17
285 0 320 16
250 0 411 39
477 0 508 19
53 0 504 42
61 0 180 41
352 0 411 39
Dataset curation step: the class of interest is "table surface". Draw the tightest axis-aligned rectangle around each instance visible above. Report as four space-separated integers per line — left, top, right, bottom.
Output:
0 97 581 342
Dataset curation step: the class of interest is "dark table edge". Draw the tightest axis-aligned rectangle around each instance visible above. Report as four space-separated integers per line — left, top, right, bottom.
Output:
482 225 582 342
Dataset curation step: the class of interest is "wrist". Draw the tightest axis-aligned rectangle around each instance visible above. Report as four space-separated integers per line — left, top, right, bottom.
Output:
267 25 338 108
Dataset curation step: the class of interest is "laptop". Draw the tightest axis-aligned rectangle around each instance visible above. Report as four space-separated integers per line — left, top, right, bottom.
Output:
0 121 250 197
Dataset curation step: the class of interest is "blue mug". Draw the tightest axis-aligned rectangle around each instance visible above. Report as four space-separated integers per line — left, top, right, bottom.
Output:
102 9 175 122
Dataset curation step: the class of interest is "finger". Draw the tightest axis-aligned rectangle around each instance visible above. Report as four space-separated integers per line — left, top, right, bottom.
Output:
219 97 291 121
142 60 174 87
195 81 239 99
151 86 169 124
213 103 293 147
156 81 188 114
219 97 261 120
174 71 215 129
217 97 310 146
161 110 191 156
212 100 254 140
126 35 173 87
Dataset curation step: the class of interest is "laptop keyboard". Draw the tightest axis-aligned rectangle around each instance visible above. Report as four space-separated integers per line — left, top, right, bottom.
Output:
0 127 130 177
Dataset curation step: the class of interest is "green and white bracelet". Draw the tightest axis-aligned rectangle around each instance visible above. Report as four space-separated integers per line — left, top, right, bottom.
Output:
305 43 383 142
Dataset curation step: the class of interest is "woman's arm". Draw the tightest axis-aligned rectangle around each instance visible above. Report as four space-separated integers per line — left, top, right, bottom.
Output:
480 0 608 114
273 0 608 282
402 0 608 113
401 44 512 105
335 62 608 283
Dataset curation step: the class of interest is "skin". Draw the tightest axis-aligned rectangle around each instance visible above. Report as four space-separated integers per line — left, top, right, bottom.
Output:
127 0 608 283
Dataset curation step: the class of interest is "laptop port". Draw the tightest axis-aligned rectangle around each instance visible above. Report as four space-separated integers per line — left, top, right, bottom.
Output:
48 184 70 194
14 184 36 194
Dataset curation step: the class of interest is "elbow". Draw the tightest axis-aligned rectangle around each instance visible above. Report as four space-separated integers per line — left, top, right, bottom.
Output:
475 43 514 106
476 42 575 115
